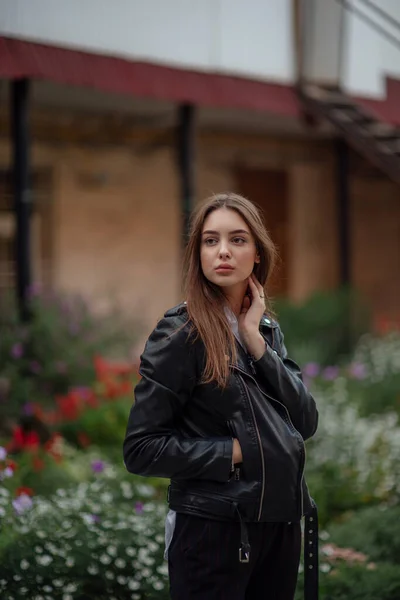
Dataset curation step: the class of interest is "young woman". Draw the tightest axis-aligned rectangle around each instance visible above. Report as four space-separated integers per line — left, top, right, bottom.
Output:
123 193 319 600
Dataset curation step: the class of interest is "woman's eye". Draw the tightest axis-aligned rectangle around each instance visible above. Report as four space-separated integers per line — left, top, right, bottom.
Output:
204 238 217 246
232 237 246 244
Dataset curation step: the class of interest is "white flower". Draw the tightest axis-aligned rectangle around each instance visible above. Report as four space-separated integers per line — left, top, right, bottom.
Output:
157 563 169 576
100 492 113 503
100 553 112 565
320 563 331 573
20 559 30 570
136 483 155 497
117 575 127 585
126 547 136 557
115 558 126 568
87 564 99 575
105 570 114 580
153 581 165 590
36 554 53 566
128 579 140 591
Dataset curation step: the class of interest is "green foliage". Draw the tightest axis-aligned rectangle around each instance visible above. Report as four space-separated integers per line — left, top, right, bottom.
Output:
274 288 370 366
58 397 132 449
295 562 400 600
328 505 400 564
0 290 139 423
0 475 170 600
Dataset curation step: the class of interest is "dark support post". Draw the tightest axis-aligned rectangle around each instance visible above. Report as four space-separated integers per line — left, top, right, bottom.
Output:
11 79 32 322
336 136 352 354
336 137 350 286
177 104 195 247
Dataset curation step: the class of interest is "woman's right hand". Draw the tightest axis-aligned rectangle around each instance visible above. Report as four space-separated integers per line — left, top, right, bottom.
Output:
232 438 243 464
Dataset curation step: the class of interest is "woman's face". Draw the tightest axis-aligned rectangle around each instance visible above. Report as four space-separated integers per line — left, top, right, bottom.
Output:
200 207 260 289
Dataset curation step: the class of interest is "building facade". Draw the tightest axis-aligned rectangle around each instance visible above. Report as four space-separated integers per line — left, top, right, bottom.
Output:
1 0 399 349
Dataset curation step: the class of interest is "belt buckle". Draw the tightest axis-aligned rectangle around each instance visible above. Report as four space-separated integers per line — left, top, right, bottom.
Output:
239 547 250 563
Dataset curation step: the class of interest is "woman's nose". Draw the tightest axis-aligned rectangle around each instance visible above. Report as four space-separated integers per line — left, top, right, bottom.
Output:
218 243 231 258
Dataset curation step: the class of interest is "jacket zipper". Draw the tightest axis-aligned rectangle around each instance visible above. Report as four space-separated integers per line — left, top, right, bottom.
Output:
227 421 242 482
233 362 306 518
237 373 265 521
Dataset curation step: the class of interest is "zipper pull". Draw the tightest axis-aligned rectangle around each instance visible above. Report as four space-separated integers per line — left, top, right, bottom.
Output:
248 356 256 375
234 467 241 481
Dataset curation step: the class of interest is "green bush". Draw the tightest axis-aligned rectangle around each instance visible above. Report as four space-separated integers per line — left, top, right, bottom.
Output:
274 288 370 366
58 397 132 450
0 290 139 424
328 505 400 564
305 384 400 525
0 471 169 599
295 562 400 600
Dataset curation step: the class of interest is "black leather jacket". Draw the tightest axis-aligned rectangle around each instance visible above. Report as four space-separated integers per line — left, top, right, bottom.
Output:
123 303 318 525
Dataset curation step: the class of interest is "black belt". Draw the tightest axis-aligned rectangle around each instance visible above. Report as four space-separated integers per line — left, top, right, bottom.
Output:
304 500 319 600
236 501 319 600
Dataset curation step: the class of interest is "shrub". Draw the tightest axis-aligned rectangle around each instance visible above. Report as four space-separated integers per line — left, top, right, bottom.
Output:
295 562 400 600
328 504 400 564
305 378 400 525
0 470 169 599
0 290 139 425
275 288 370 366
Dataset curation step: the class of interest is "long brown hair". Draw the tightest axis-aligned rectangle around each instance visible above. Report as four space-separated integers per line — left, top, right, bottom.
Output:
183 192 277 388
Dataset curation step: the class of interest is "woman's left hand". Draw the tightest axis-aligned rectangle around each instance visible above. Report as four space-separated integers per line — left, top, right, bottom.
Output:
238 274 267 360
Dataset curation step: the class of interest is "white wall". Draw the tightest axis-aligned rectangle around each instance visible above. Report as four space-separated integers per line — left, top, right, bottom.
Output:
0 0 294 83
303 0 400 98
344 0 400 97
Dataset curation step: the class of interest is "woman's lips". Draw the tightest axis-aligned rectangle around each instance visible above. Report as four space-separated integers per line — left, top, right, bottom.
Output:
215 266 234 273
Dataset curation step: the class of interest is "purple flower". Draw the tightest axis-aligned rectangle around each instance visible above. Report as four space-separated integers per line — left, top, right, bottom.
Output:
303 362 320 378
90 514 101 523
3 467 14 478
22 403 34 416
91 460 105 474
72 386 91 400
12 493 33 515
135 501 144 514
348 362 367 380
0 446 7 461
322 366 340 381
11 343 24 359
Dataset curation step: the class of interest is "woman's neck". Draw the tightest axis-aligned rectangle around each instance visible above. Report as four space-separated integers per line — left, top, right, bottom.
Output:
223 282 248 318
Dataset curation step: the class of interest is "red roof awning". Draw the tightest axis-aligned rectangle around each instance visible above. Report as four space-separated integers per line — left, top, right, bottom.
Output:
0 36 300 117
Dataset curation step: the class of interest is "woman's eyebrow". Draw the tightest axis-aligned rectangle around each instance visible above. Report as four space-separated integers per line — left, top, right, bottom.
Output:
202 229 250 235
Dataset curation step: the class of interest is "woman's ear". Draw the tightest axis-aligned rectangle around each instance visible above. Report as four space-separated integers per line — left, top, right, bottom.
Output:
254 254 261 264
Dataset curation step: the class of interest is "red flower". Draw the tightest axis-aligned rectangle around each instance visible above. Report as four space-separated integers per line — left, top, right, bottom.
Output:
16 486 34 497
6 460 17 472
11 427 40 451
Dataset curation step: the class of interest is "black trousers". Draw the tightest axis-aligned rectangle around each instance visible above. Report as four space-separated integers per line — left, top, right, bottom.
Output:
168 513 302 600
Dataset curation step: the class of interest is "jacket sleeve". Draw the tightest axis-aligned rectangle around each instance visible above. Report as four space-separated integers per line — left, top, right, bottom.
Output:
123 314 233 481
253 326 318 441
